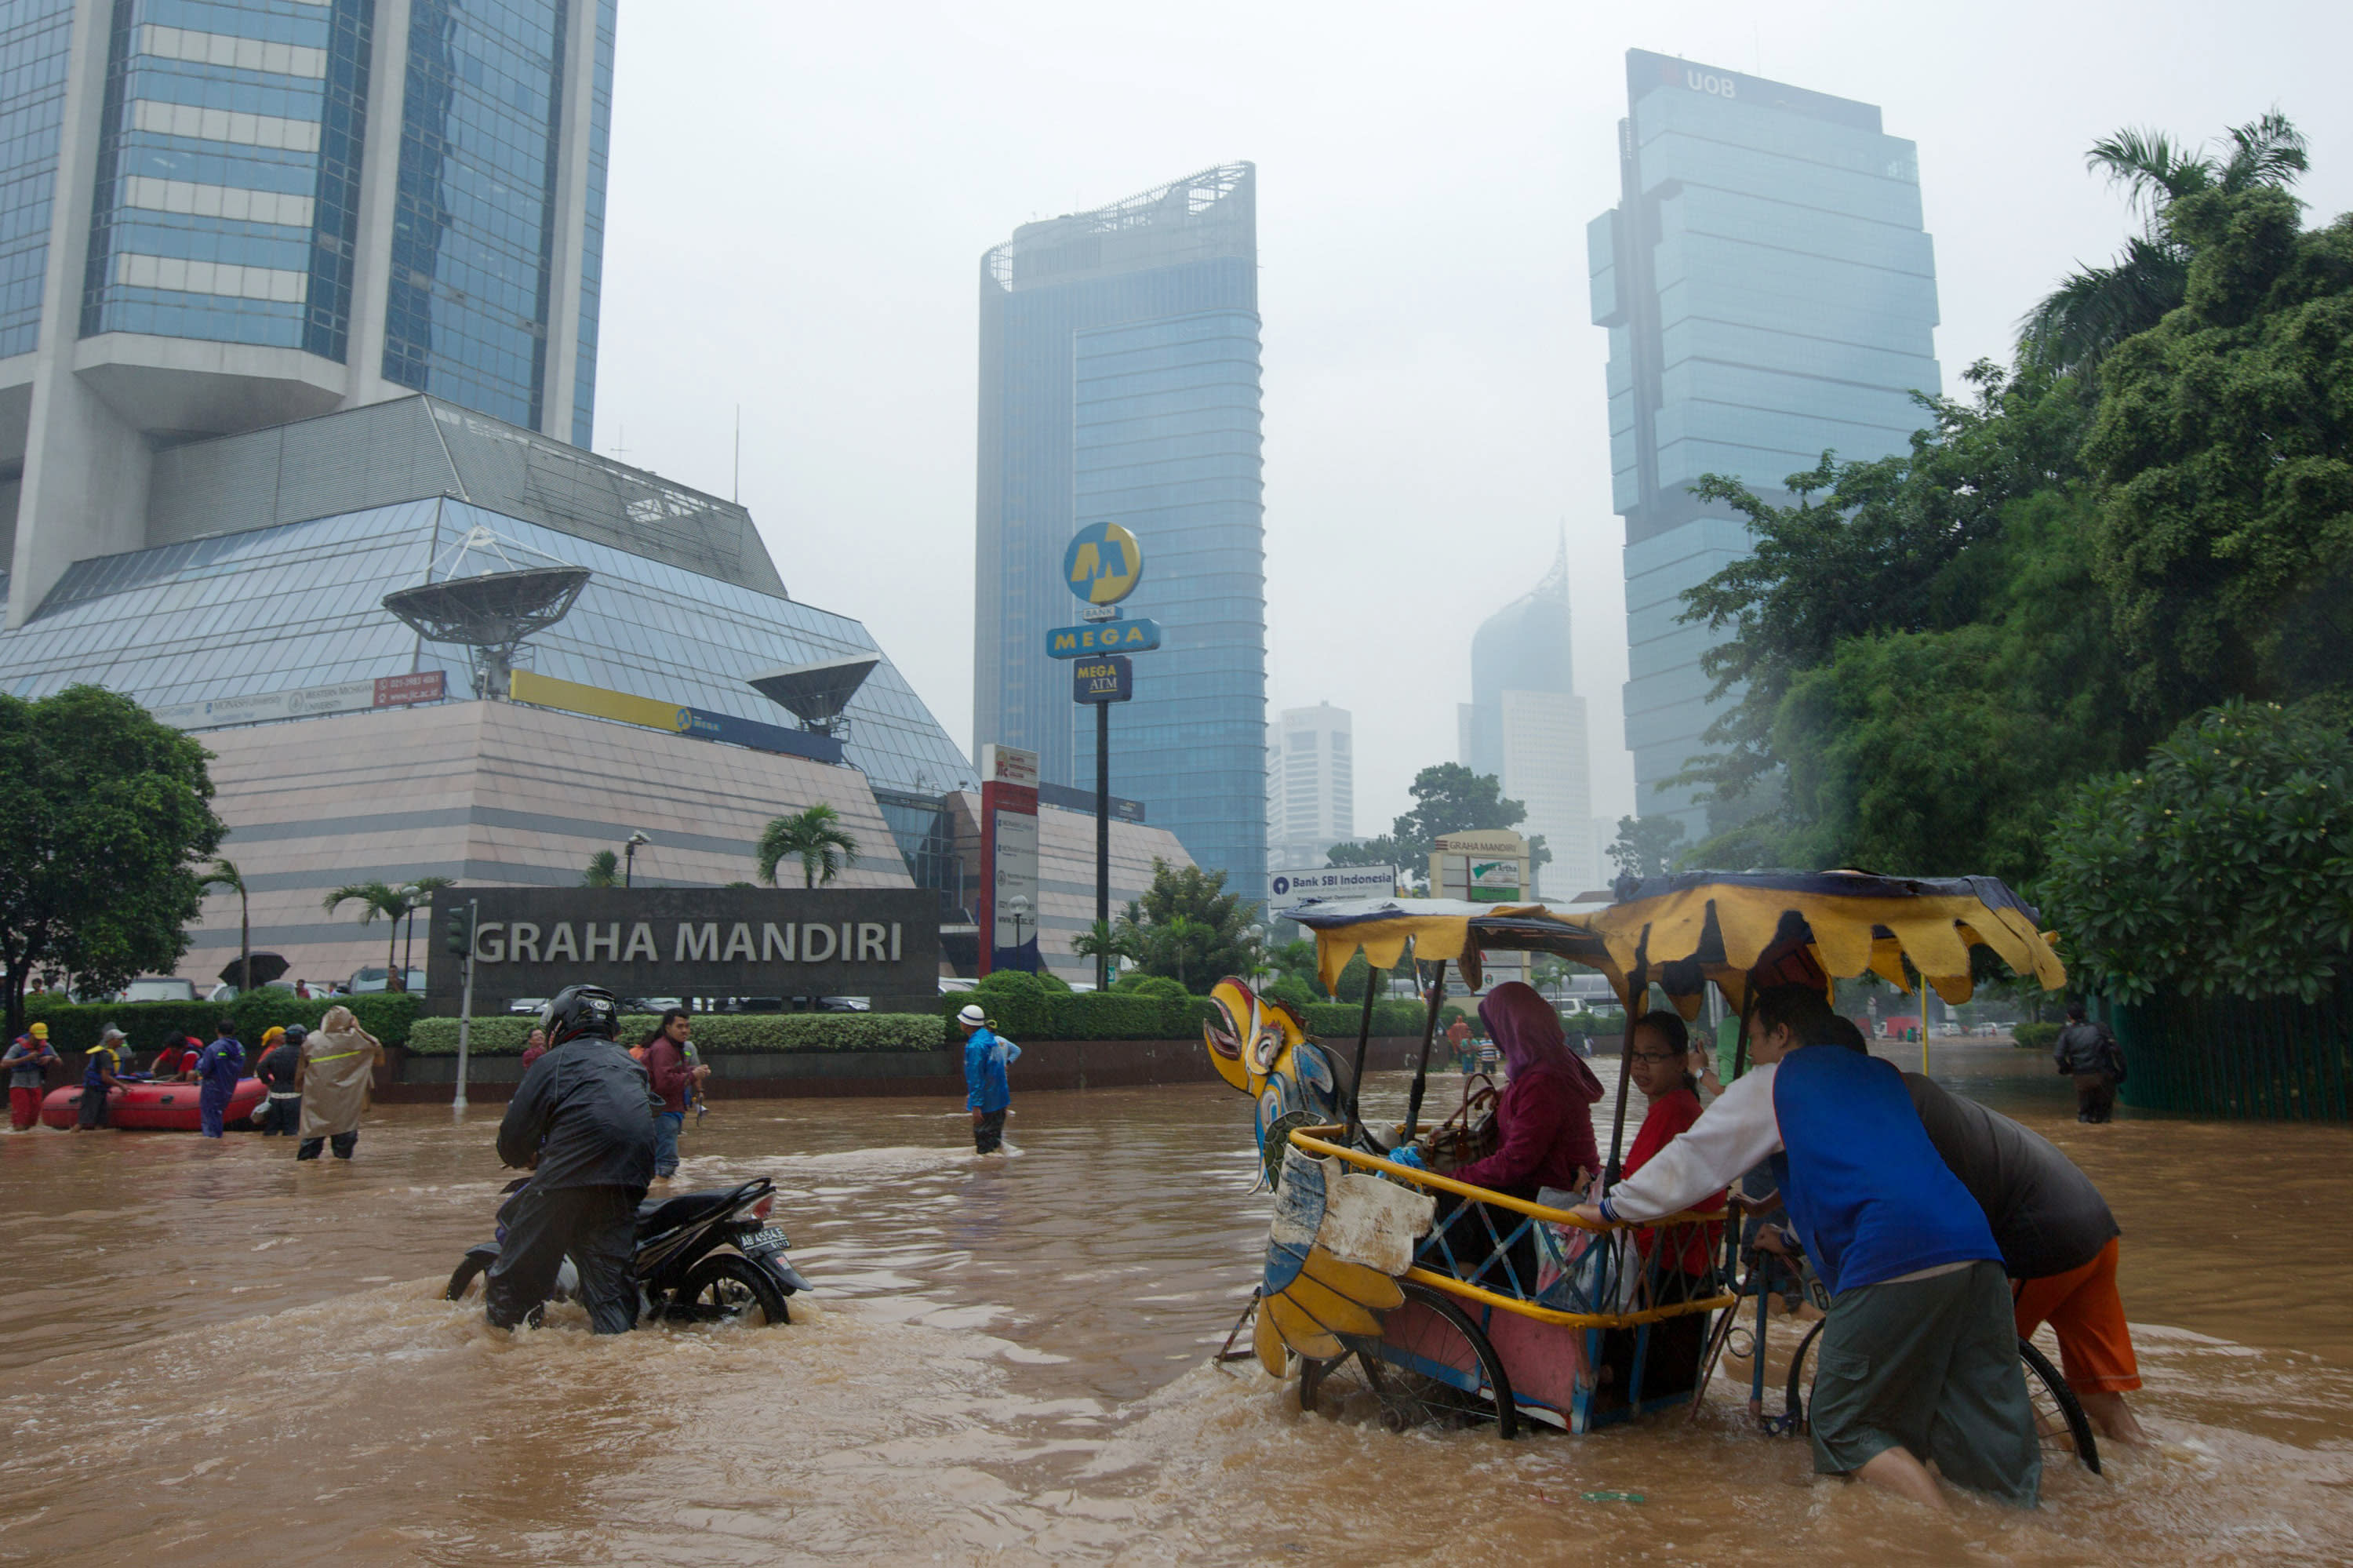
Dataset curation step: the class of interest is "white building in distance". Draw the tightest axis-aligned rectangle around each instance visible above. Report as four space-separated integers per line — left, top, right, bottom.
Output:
1267 702 1354 870
1457 540 1598 898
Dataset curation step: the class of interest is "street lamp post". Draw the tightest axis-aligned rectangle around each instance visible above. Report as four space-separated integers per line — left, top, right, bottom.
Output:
624 830 650 889
1006 893 1033 959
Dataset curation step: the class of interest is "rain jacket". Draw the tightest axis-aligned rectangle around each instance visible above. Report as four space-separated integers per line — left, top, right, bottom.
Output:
4 1035 56 1090
496 1037 657 1191
2053 1021 2119 1077
963 1025 1018 1113
298 1008 382 1139
194 1035 245 1093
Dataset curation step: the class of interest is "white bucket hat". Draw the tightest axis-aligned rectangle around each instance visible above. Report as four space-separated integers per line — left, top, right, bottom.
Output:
956 1004 987 1026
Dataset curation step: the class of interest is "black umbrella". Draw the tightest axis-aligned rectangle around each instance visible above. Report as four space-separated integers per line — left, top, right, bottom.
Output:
219 952 289 988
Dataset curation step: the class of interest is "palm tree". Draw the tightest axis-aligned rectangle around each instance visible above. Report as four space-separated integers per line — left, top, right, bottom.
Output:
199 860 251 991
1069 919 1137 988
2020 113 2307 377
582 849 621 887
322 877 453 991
756 804 860 888
1158 915 1213 993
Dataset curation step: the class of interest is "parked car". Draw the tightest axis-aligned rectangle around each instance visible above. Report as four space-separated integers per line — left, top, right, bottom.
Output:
937 977 979 995
209 979 297 1002
347 966 427 995
121 977 201 1003
623 996 684 1014
507 997 549 1017
814 996 871 1013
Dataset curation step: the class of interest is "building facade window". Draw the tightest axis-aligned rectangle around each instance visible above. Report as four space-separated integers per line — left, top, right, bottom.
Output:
0 0 75 359
567 0 609 448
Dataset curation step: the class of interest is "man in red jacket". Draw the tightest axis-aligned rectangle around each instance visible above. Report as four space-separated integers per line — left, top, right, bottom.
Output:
638 1010 707 1181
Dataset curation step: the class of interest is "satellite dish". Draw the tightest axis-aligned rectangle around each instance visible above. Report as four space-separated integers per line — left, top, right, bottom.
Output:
746 654 878 737
381 526 591 699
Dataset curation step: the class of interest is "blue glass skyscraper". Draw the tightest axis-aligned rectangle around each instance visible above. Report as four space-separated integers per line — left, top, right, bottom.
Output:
1590 51 1940 835
975 164 1267 894
0 0 616 625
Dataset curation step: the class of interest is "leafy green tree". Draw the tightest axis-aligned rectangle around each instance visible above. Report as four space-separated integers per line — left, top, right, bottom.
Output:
2020 113 2308 377
322 877 452 992
2082 177 2353 726
198 860 253 991
581 849 621 887
1328 763 1527 875
2041 699 2353 1003
1068 918 1137 988
756 803 860 888
1115 858 1260 993
0 686 224 1031
1606 815 1688 880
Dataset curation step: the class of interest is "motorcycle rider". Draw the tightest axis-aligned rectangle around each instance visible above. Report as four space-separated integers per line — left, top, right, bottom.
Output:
486 985 657 1333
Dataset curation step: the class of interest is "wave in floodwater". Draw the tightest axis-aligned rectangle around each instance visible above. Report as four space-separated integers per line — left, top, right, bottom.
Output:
0 1058 2345 1564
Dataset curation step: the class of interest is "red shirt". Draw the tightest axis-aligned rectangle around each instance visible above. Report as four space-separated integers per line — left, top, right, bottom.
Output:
642 1038 693 1115
1451 1068 1602 1199
1624 1086 1725 1276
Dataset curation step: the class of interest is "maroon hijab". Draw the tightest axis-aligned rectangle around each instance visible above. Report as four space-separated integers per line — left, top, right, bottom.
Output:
1478 981 1603 1103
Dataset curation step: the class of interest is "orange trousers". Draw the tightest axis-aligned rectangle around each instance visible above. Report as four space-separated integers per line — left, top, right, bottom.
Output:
2013 1236 2140 1395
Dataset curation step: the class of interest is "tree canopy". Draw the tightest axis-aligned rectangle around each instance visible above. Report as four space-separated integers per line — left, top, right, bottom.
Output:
0 686 224 1029
1115 858 1261 992
1328 763 1528 879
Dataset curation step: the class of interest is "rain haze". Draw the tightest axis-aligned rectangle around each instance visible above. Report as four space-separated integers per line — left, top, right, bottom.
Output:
588 0 2353 848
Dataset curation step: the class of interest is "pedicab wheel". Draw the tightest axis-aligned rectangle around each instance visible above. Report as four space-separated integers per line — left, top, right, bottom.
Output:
667 1253 790 1326
1786 1324 2100 1475
2017 1338 2100 1475
1299 1281 1518 1439
445 1256 486 1302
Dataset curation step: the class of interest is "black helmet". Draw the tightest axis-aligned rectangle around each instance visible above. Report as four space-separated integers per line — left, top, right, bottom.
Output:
542 985 620 1047
285 1024 308 1044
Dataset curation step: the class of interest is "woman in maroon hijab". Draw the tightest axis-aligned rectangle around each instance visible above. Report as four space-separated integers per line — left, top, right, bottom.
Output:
1449 981 1606 1199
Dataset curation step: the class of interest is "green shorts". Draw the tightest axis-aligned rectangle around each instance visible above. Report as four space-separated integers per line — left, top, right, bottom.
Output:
1809 1258 2041 1508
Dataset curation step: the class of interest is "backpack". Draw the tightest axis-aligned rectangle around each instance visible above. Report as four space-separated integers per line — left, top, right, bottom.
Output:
2097 1023 2128 1084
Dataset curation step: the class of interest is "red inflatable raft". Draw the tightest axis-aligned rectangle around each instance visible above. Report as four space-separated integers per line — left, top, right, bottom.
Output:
39 1077 266 1131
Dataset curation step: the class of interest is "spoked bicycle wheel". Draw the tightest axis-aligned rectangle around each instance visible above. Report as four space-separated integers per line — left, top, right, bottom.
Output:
1786 1323 2100 1474
1298 1281 1517 1439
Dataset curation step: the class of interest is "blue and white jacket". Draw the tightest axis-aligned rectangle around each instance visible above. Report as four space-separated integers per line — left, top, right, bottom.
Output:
1598 1043 1998 1297
963 1026 1020 1114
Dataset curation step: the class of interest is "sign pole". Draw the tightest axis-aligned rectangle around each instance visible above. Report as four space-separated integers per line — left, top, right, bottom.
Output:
454 897 476 1115
1096 698 1111 991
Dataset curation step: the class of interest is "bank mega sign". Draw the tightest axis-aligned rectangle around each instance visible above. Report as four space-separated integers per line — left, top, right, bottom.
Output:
424 887 939 1011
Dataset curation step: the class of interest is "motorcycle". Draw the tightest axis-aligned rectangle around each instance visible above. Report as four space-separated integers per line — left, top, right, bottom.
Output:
446 1175 809 1326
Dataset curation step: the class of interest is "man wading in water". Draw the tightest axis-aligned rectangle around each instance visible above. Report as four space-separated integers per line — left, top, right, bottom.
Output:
1575 984 2039 1511
487 985 656 1333
958 1004 1018 1155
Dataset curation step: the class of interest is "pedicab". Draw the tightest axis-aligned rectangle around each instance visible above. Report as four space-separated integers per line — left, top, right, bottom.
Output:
1211 871 2102 1470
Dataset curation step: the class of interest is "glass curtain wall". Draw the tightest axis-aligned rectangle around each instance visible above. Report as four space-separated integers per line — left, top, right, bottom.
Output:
567 0 608 448
0 0 75 358
383 0 567 430
79 0 373 355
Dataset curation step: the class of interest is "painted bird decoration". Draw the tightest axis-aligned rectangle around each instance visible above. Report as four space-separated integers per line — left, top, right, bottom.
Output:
1252 1141 1434 1371
1202 976 1345 1190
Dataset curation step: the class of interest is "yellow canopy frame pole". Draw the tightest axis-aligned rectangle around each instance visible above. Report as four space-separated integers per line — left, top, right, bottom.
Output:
1921 980 1930 1075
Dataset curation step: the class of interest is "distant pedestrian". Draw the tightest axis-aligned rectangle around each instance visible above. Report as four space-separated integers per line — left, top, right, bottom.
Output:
638 1010 706 1181
294 979 311 999
518 1027 550 1071
256 1025 304 1136
2053 1002 2125 1124
958 1004 1019 1155
296 1006 382 1160
79 1026 133 1130
192 1020 246 1138
4 1024 59 1130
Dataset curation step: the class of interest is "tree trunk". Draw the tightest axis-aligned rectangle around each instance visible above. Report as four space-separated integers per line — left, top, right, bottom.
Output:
387 916 404 992
239 893 250 992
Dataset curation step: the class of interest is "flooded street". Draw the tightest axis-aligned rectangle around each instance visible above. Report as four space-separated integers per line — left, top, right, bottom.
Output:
1 1044 2348 1565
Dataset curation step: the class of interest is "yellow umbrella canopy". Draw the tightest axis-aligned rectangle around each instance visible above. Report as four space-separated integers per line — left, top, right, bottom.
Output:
1290 898 1623 995
1585 870 2067 1019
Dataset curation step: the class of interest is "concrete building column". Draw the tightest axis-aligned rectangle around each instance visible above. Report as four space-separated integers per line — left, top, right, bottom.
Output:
340 0 414 413
540 0 599 444
9 0 148 628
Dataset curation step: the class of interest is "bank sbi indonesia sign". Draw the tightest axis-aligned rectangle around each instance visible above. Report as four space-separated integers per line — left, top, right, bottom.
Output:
424 888 938 1011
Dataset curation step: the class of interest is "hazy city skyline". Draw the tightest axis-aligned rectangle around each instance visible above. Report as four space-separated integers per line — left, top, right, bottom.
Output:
585 0 2351 839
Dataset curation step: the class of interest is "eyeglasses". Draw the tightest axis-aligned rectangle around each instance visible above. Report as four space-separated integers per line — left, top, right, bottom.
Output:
1629 1049 1684 1064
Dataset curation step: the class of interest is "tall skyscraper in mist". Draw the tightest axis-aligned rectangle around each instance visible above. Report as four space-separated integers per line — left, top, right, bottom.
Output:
0 0 616 624
1267 701 1352 869
974 163 1266 894
1458 540 1595 897
1589 50 1940 835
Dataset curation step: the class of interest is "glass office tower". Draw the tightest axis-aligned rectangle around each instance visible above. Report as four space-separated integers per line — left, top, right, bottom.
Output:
974 163 1266 894
2 0 615 626
1589 51 1940 836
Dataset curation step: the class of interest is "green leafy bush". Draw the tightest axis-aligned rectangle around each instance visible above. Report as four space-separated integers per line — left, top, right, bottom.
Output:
1111 973 1190 1000
976 968 1071 996
1299 1000 1431 1039
406 1012 950 1057
2042 699 2353 1003
2013 1020 2061 1052
24 992 418 1055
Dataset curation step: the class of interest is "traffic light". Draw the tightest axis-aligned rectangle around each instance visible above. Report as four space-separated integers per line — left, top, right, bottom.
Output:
445 907 474 959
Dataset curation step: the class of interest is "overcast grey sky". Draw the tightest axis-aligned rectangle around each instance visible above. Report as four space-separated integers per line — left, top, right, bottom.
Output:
590 0 2351 838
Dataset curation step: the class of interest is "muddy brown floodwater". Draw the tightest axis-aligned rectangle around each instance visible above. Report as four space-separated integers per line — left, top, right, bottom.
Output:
0 1044 2348 1565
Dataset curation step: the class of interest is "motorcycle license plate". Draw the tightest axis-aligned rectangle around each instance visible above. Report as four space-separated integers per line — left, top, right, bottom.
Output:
744 1227 790 1254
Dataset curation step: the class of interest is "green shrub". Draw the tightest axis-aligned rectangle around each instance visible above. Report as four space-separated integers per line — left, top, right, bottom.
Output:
406 1012 950 1057
976 968 1071 996
1111 973 1190 1001
1300 999 1429 1039
2013 1020 2060 1053
23 993 418 1056
1264 976 1316 1010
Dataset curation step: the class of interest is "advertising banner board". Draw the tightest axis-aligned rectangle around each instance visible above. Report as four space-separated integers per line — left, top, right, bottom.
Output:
1071 655 1132 704
978 743 1040 975
1267 865 1399 918
424 886 939 1012
508 670 845 764
153 669 449 730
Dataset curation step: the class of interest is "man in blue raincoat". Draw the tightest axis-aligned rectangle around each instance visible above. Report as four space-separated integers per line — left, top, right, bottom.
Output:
192 1020 246 1138
957 1004 1018 1154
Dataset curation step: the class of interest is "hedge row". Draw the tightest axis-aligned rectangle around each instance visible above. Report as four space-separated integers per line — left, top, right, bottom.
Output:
20 993 420 1054
936 991 1435 1043
406 1012 951 1057
2013 1020 2061 1053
